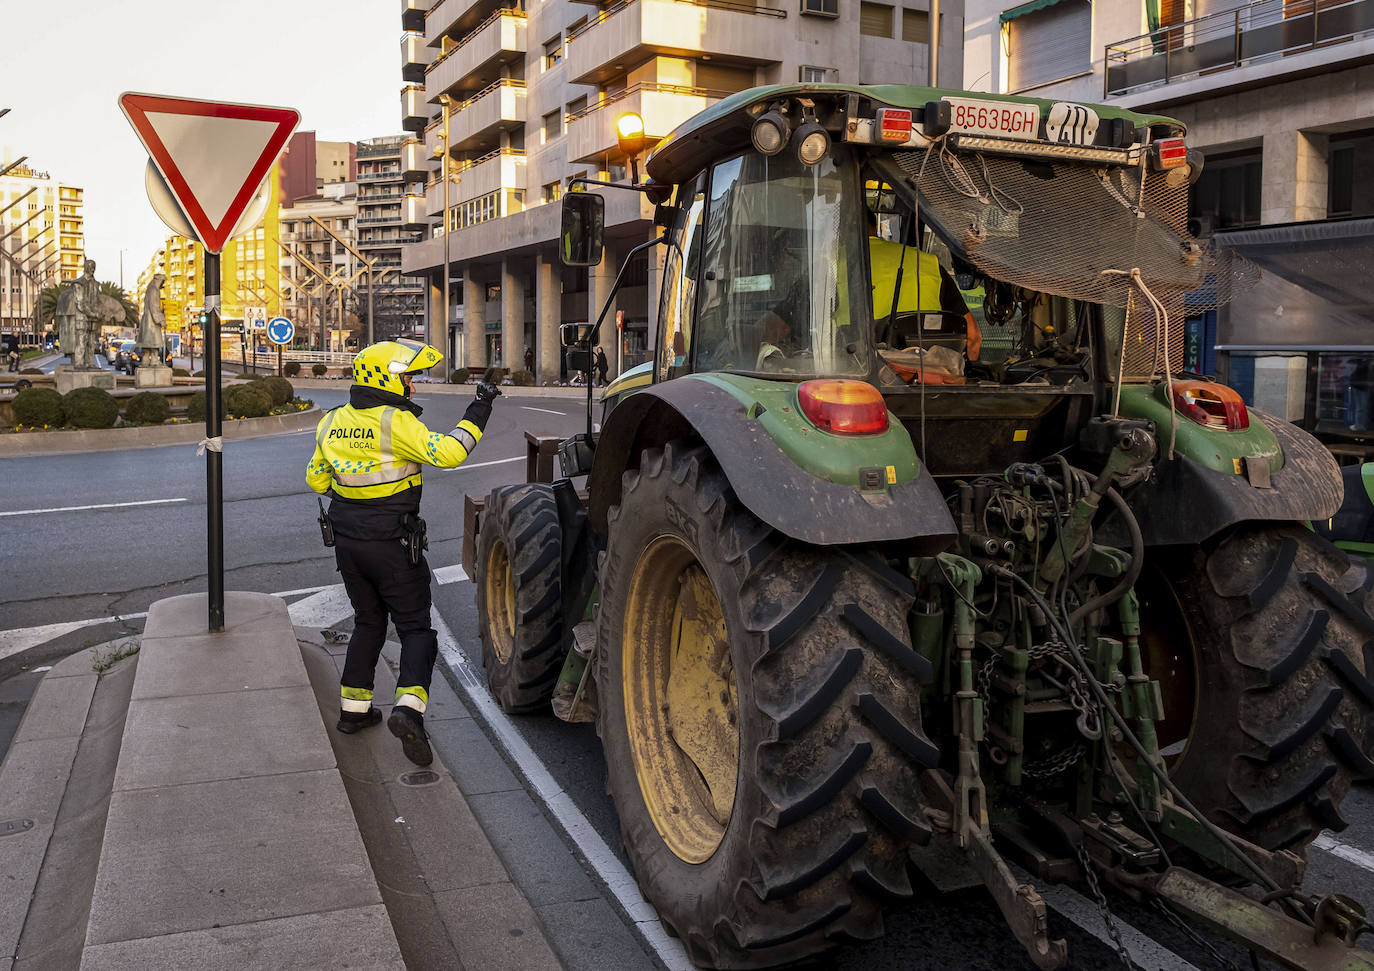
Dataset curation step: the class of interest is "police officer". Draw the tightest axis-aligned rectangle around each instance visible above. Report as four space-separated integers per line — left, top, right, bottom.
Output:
307 340 501 766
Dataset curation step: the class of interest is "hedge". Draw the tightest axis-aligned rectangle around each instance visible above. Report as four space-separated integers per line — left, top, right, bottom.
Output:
12 387 64 427
252 375 294 407
62 387 120 429
511 369 535 387
224 383 272 419
283 361 301 377
124 391 170 425
187 389 225 423
172 367 190 377
311 363 327 376
449 368 470 384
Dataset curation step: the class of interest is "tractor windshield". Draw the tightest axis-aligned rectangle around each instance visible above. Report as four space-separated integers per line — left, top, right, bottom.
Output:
690 147 870 378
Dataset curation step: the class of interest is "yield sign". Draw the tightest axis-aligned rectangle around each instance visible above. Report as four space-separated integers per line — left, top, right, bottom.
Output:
119 92 299 253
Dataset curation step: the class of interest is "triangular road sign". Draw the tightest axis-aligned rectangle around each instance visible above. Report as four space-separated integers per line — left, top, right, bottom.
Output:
119 92 299 253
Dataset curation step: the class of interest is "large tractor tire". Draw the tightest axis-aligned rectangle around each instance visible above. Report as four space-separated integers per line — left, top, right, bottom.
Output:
595 443 938 969
475 484 565 713
1143 523 1374 852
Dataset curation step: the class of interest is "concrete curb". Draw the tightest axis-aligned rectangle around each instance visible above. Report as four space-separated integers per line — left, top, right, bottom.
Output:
284 377 597 399
0 406 322 458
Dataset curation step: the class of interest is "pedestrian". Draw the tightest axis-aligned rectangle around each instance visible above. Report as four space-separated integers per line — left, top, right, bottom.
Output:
306 339 502 766
524 345 534 374
595 345 609 386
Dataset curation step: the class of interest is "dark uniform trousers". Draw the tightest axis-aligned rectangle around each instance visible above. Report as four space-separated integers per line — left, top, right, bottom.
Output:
334 534 437 700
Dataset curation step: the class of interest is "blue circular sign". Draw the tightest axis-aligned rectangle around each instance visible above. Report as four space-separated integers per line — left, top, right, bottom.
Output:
266 316 294 345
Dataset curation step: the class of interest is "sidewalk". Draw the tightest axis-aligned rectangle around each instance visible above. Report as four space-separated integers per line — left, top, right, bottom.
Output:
0 592 657 971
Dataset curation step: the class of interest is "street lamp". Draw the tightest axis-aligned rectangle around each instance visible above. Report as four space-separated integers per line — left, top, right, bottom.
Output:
615 112 647 184
436 93 458 367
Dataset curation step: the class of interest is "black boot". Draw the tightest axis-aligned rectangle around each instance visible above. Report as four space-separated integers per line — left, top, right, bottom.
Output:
336 707 382 734
387 705 432 766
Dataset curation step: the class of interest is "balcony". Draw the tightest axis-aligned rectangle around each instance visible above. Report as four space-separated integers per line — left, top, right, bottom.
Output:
359 190 408 204
426 9 527 100
444 79 526 153
403 0 427 32
426 149 526 212
427 0 513 47
402 194 430 231
358 135 411 158
402 85 430 132
401 138 429 179
402 32 433 83
1105 0 1374 99
359 209 405 226
564 0 786 87
358 167 403 182
568 83 724 163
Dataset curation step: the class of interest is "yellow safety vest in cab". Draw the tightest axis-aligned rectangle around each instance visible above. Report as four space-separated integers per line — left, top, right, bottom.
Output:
306 403 482 538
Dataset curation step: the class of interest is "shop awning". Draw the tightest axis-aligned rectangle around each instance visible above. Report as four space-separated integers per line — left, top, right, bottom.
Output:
1000 0 1073 25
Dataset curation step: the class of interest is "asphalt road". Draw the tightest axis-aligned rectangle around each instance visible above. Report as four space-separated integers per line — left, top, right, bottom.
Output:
5 387 1374 970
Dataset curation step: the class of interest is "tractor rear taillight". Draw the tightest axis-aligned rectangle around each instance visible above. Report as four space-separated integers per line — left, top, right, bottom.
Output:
1152 137 1188 169
875 108 913 143
1170 379 1249 431
797 380 889 435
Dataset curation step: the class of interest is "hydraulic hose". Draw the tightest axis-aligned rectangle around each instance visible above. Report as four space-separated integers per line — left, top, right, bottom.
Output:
1066 486 1143 630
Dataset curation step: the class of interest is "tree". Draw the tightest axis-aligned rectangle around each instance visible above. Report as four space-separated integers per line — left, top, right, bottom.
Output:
36 283 68 326
99 282 138 327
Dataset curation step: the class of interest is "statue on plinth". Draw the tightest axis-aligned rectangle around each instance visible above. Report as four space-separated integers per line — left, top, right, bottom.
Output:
139 273 167 365
56 259 102 370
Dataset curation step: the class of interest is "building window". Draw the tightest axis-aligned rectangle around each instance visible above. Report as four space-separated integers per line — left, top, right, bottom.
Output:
800 65 830 83
543 109 562 143
860 1 892 36
902 7 929 42
1005 0 1091 93
1189 148 1262 231
544 35 563 68
567 95 588 118
801 0 839 16
543 181 563 203
1329 129 1374 218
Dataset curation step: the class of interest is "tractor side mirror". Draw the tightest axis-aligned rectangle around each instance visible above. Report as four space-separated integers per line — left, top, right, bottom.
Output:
561 322 592 346
565 346 593 374
560 192 605 267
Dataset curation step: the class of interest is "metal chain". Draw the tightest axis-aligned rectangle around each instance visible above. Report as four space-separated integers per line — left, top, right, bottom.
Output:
1151 900 1243 971
1076 842 1139 971
1022 742 1085 779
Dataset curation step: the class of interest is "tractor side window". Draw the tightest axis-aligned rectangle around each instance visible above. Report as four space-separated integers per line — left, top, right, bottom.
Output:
693 148 868 378
656 174 707 382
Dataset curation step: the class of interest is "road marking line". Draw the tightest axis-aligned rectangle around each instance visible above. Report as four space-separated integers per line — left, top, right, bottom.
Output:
432 613 694 971
433 564 468 584
438 455 524 472
1313 833 1374 873
520 406 566 416
1009 864 1201 970
286 585 356 629
0 497 188 518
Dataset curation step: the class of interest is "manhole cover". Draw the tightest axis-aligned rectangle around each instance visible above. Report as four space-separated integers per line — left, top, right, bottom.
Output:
399 770 441 787
0 818 34 838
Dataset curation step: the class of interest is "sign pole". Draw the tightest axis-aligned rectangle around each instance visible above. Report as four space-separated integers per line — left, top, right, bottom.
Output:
205 252 225 632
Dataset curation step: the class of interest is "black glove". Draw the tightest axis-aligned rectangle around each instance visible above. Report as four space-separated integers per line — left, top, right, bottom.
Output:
475 380 502 403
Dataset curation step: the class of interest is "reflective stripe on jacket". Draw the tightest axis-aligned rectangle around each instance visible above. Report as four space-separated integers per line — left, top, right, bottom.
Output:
306 404 483 501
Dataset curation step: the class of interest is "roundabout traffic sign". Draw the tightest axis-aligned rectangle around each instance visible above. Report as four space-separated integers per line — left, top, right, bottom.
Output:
267 316 293 345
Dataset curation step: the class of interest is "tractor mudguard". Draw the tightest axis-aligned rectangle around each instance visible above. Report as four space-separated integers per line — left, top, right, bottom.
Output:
587 375 956 551
1101 411 1342 547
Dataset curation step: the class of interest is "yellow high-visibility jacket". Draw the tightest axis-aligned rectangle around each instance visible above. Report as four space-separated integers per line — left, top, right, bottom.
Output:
307 401 483 538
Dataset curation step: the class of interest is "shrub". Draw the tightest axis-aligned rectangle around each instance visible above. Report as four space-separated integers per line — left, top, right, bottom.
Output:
125 391 171 425
12 387 64 427
252 375 294 407
511 369 535 387
224 384 272 419
20 367 42 375
172 367 190 377
187 389 225 423
193 369 206 377
283 361 301 377
62 387 119 429
450 368 470 384
311 363 327 376
486 367 509 383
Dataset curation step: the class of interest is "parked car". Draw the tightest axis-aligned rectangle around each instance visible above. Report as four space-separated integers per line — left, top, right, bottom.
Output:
114 341 140 373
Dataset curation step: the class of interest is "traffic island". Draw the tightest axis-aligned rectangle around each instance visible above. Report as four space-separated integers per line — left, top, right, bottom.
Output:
0 404 320 457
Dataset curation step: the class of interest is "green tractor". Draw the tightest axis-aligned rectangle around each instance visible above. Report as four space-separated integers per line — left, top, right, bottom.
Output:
467 82 1374 969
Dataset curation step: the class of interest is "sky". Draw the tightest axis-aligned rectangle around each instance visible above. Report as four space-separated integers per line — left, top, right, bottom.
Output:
1 0 401 289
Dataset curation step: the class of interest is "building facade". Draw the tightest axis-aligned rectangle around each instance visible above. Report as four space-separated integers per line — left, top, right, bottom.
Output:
279 183 361 352
281 132 360 206
0 164 83 332
962 0 1373 431
355 135 426 342
401 0 964 380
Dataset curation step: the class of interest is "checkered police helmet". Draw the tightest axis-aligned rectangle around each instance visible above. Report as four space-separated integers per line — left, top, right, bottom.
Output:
351 340 443 396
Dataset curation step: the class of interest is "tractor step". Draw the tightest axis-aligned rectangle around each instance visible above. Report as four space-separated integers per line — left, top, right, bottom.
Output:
551 621 598 724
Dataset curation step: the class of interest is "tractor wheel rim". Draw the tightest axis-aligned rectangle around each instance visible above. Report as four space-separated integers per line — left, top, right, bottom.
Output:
623 535 738 864
485 538 516 664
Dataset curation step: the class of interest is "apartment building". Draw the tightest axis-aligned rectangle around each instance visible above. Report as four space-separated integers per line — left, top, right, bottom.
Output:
400 0 963 379
356 135 427 342
962 0 1374 433
0 164 83 331
281 132 360 206
278 183 361 351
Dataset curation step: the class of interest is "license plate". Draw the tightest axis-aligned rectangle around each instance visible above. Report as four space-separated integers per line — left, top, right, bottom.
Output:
947 98 1041 139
